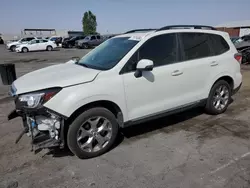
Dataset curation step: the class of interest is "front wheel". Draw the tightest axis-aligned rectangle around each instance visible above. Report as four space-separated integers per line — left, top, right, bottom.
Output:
22 47 28 53
10 45 16 52
67 107 119 159
46 45 53 51
205 80 232 115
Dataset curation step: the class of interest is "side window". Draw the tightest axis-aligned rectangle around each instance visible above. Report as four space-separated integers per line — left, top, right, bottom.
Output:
29 40 36 44
91 36 96 40
96 35 101 40
179 33 212 61
209 34 230 55
27 37 35 41
21 38 27 42
39 40 47 43
122 34 178 73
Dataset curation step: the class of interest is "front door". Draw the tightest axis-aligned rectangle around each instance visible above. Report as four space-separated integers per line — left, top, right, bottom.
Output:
121 33 188 120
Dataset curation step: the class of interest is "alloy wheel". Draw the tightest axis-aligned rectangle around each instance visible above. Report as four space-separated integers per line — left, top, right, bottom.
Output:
77 116 112 153
212 85 230 110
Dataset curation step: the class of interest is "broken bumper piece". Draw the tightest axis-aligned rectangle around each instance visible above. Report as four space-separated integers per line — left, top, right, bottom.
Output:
8 107 65 152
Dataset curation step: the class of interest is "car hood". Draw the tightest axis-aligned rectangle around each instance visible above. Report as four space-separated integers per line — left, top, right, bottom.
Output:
13 63 101 95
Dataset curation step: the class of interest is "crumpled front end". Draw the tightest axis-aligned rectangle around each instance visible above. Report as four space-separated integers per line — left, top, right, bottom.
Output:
8 85 66 152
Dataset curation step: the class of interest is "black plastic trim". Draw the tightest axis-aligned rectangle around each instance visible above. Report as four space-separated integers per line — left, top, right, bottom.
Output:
232 82 242 95
122 99 206 128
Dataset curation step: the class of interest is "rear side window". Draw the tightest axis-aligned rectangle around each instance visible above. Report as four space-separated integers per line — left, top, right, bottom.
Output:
179 33 212 61
209 34 230 55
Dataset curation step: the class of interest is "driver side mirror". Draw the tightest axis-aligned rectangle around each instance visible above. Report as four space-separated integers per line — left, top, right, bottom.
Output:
134 59 154 78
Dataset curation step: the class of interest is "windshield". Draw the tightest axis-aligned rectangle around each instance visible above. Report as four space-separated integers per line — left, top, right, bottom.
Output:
77 37 139 70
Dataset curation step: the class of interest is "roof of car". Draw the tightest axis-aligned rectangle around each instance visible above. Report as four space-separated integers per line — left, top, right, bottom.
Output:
115 28 226 40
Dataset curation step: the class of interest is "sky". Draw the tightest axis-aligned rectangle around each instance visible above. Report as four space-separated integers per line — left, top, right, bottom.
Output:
0 0 250 34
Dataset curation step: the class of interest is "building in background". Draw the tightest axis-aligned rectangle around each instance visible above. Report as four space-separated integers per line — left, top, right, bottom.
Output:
216 20 250 37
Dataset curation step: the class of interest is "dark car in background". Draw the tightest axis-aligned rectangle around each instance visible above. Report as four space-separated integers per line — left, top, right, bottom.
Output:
234 34 250 64
62 35 85 48
230 36 240 44
0 37 4 44
75 35 105 49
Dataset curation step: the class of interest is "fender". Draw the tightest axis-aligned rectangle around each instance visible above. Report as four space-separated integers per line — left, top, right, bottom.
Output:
205 71 234 98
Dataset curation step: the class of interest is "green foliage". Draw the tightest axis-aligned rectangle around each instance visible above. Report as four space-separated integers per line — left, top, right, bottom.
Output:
82 11 97 35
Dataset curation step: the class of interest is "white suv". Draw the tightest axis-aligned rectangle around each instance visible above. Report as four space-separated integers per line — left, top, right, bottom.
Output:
8 25 242 159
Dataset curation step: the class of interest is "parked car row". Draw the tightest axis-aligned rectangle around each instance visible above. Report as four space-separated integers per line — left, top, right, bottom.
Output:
6 36 61 53
62 34 113 49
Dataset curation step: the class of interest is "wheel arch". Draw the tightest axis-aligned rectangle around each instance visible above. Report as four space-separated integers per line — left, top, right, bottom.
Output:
206 74 234 98
212 75 234 91
65 100 124 129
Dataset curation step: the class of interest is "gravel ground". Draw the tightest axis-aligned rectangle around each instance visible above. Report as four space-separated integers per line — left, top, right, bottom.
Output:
1 45 250 188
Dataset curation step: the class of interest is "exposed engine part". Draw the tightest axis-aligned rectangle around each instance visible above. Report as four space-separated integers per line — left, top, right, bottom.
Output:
36 114 61 139
26 113 61 140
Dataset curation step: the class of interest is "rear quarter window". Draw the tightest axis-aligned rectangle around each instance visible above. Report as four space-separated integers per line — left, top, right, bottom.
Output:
208 34 230 55
179 32 213 61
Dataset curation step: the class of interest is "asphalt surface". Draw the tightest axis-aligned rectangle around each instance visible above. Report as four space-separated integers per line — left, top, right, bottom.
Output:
1 45 250 188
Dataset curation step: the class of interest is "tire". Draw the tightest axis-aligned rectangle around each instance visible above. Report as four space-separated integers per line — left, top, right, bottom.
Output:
22 47 28 53
46 45 53 51
82 43 89 49
10 45 16 52
67 107 119 159
205 80 232 115
68 44 73 48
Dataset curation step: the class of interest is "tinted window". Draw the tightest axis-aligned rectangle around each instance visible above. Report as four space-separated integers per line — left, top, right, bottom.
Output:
179 33 212 61
123 34 177 73
91 36 96 40
97 35 101 39
27 37 35 41
209 34 230 55
39 40 48 43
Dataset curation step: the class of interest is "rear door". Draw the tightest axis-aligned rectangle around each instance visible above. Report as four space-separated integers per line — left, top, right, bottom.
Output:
28 40 40 51
177 32 215 101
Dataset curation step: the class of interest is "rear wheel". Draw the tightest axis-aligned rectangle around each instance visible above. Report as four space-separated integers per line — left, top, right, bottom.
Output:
46 45 53 51
205 80 232 115
22 47 28 53
67 107 119 159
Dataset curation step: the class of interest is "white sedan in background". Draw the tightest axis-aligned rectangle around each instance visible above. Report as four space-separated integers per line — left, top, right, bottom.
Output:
15 39 57 53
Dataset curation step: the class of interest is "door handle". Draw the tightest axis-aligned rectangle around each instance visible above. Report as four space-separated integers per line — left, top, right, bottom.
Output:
171 70 183 76
210 61 218 66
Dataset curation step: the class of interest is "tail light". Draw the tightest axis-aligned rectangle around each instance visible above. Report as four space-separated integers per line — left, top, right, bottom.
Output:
234 53 242 64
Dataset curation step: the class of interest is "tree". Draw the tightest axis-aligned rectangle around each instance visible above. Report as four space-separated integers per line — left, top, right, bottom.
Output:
82 11 97 35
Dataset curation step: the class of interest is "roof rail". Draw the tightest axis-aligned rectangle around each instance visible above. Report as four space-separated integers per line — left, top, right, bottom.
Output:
124 29 157 34
157 25 217 31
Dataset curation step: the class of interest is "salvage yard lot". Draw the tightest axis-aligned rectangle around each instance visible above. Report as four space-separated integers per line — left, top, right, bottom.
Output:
1 45 250 188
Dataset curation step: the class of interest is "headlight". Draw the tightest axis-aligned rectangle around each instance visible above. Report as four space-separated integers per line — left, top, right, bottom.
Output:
19 93 44 108
17 88 61 108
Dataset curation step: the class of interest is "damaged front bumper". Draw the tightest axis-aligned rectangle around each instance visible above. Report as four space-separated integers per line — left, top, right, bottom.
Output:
8 106 66 152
